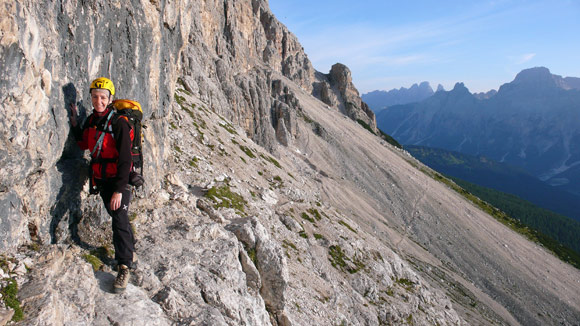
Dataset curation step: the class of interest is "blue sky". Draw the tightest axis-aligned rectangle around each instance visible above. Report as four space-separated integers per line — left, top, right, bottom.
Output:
268 0 580 94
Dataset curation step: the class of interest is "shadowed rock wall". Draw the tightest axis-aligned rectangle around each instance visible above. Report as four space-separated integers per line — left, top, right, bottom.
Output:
0 0 372 252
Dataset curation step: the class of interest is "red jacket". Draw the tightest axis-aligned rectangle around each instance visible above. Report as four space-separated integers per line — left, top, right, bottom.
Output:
75 107 134 193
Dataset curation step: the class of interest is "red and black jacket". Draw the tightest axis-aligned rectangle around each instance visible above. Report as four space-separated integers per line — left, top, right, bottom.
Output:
74 107 134 193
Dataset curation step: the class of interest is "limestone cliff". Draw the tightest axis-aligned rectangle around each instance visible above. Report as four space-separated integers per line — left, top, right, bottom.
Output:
313 63 377 133
1 1 579 326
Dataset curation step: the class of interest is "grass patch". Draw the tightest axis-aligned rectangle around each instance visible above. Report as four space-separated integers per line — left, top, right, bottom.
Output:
174 93 187 108
189 157 199 168
239 145 256 158
174 145 182 153
1 278 23 322
379 128 402 148
246 247 258 266
270 176 284 189
328 245 364 274
204 184 247 214
260 154 282 168
307 208 322 221
396 278 416 292
83 254 103 272
220 121 238 135
283 240 298 251
301 212 315 223
356 119 376 135
314 233 325 240
298 230 308 239
176 78 193 96
338 220 357 234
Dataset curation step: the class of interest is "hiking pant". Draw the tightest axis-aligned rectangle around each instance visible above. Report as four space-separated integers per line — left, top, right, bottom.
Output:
98 182 135 267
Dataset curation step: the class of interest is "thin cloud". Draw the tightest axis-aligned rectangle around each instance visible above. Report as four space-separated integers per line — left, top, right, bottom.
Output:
515 53 536 64
297 2 531 72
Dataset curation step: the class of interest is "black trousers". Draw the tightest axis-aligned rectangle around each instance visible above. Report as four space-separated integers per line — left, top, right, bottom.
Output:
98 182 135 267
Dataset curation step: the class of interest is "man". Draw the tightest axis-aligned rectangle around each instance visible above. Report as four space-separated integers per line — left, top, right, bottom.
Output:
70 77 136 293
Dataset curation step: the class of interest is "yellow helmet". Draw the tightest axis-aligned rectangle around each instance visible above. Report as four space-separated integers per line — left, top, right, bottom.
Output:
90 77 115 96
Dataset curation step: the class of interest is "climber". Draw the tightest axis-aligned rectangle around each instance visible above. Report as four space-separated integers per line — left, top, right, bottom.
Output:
69 77 136 294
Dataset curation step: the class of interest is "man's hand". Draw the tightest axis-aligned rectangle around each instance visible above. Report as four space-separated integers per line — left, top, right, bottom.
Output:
110 192 123 211
69 103 78 127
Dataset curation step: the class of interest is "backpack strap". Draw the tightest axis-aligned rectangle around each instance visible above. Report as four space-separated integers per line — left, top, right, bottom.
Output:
90 109 116 159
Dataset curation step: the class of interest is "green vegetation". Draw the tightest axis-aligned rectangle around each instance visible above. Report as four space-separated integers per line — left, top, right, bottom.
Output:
189 157 199 168
174 93 187 108
1 278 23 322
260 154 282 168
239 145 256 158
176 78 193 96
378 129 402 149
414 163 580 269
82 254 103 271
396 278 416 292
357 119 376 135
220 122 238 135
27 242 41 252
174 145 182 153
298 230 309 239
246 247 258 266
283 240 298 251
328 245 365 274
338 220 357 234
307 208 323 221
301 212 315 223
204 184 247 214
314 233 325 240
270 175 284 189
450 177 580 268
355 120 403 149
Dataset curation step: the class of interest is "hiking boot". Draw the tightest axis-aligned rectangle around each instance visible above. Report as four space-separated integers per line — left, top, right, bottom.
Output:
113 264 130 293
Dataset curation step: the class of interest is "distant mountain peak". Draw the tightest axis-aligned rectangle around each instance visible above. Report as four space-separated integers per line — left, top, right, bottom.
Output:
509 66 580 91
451 82 471 95
514 66 554 84
362 82 434 111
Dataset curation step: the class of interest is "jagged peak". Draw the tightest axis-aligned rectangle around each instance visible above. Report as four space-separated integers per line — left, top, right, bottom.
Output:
451 82 471 94
514 66 552 81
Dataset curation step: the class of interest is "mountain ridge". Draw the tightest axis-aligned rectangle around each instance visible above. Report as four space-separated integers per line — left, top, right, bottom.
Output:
362 81 436 112
377 67 580 195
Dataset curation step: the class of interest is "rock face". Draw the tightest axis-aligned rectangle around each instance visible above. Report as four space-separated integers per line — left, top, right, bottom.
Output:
314 64 377 133
1 1 580 326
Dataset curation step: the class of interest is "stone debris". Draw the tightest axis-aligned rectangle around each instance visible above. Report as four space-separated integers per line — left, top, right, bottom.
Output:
0 0 579 325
